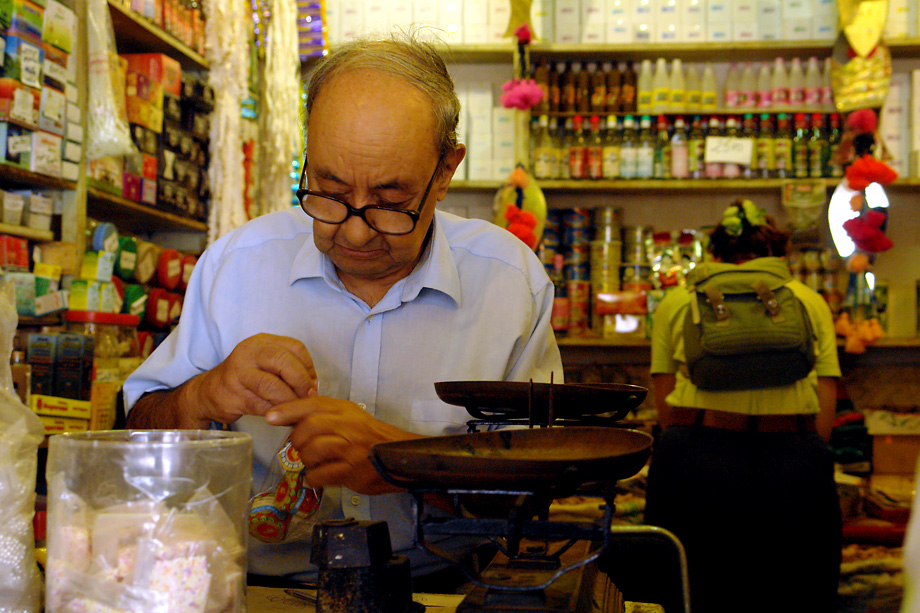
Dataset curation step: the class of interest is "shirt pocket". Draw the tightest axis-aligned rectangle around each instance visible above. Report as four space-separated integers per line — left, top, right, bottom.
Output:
408 400 470 437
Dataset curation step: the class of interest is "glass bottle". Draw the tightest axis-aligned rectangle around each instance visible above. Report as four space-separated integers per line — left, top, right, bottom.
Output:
560 117 574 179
653 114 671 179
550 61 565 113
652 57 670 113
669 58 686 113
704 115 724 178
532 114 556 179
620 115 638 179
587 115 605 179
771 57 790 109
602 114 622 179
590 62 607 114
533 58 550 114
576 62 591 114
636 115 655 179
773 113 793 178
637 59 655 114
562 61 577 113
808 112 827 178
721 115 742 178
792 112 810 178
568 114 588 179
742 113 757 178
688 115 706 179
700 63 718 111
621 61 638 113
756 113 775 178
684 64 702 112
605 62 621 113
827 113 844 178
670 115 689 179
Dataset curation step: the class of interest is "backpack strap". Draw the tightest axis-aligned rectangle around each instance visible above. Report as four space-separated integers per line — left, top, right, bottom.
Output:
753 280 786 323
703 284 730 326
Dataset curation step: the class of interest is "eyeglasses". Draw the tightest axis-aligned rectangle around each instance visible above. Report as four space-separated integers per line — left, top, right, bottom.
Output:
296 156 442 236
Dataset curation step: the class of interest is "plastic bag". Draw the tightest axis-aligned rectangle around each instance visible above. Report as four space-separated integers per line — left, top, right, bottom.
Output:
249 440 323 543
0 279 45 612
86 0 135 159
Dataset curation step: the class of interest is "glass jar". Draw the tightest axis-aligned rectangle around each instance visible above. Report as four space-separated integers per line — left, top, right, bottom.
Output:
63 310 141 359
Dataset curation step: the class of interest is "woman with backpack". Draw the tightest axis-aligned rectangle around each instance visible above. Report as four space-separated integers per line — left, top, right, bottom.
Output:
645 199 842 613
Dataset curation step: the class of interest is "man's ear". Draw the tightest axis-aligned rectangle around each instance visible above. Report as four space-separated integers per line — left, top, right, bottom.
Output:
434 144 466 201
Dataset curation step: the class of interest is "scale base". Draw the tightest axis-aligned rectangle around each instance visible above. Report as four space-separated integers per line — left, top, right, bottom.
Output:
457 540 624 613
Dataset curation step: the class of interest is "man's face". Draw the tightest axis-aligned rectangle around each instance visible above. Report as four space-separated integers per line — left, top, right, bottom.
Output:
305 69 460 289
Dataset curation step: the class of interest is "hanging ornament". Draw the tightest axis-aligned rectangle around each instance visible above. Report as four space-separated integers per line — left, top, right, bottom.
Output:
205 0 251 244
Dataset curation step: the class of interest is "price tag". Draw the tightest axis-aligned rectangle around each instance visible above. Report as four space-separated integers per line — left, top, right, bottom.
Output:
8 134 30 154
704 137 754 165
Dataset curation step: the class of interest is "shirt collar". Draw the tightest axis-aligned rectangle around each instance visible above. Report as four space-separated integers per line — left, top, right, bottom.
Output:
289 211 462 306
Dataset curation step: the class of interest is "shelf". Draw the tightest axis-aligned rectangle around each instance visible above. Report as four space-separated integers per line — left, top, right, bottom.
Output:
536 107 839 118
887 38 920 57
449 179 503 191
0 222 54 242
528 40 839 63
0 163 78 191
87 187 208 234
557 336 920 349
107 0 207 70
536 178 803 191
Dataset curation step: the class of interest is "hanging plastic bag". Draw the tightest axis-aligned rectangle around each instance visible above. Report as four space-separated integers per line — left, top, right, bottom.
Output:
86 0 135 159
0 279 45 612
830 33 892 113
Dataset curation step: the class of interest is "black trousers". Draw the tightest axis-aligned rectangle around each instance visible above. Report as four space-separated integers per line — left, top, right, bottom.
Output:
644 425 842 613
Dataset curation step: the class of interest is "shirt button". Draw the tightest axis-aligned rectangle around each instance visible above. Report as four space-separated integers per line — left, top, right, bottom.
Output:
351 495 361 506
368 315 375 323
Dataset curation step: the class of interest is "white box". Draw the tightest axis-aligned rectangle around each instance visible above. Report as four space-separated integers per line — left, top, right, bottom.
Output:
910 69 920 153
531 0 553 39
634 20 655 41
885 0 909 38
62 140 81 163
657 0 678 20
467 84 493 113
30 131 62 178
389 0 413 29
632 0 653 20
340 0 365 39
756 0 780 18
706 0 730 22
66 121 82 143
492 107 515 137
62 161 78 181
608 0 631 18
880 73 909 176
813 13 837 39
555 20 582 43
813 0 837 17
681 18 705 40
655 21 680 41
494 158 515 179
781 0 812 18
492 138 514 163
583 0 606 25
606 16 633 41
732 20 758 41
782 17 812 39
758 16 782 39
467 159 494 181
464 0 488 24
556 0 581 22
413 0 437 26
582 21 607 42
732 0 756 21
364 0 391 31
682 0 703 19
706 22 731 40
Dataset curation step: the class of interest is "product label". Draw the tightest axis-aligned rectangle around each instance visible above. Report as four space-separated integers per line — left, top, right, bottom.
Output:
620 147 638 179
756 138 775 172
804 87 822 106
569 147 586 179
587 146 603 179
700 92 718 109
533 147 556 179
772 87 789 105
20 44 41 89
602 145 621 179
670 144 689 178
774 138 792 171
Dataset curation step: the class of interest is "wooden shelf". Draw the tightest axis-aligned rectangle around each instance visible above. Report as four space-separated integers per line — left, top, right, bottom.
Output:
557 336 920 349
449 179 503 191
537 107 838 118
0 163 77 191
0 222 54 242
107 0 207 70
87 187 207 234
887 38 920 57
528 40 839 62
451 177 920 193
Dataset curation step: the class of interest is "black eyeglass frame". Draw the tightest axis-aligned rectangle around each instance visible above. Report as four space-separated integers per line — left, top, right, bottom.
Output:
296 155 443 236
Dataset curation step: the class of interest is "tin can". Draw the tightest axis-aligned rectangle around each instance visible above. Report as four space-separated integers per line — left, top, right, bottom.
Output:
563 208 592 228
551 297 570 332
564 263 591 281
590 240 622 272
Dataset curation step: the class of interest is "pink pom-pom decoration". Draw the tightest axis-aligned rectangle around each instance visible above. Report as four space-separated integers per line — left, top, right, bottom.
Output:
500 79 544 110
514 24 533 44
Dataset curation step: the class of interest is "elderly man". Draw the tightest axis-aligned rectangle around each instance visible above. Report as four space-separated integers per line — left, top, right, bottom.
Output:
123 34 562 583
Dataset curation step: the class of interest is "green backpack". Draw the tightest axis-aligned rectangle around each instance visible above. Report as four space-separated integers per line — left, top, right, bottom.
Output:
682 261 816 391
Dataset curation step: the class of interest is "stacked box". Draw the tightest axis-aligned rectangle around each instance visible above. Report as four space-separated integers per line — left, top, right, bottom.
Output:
27 332 57 395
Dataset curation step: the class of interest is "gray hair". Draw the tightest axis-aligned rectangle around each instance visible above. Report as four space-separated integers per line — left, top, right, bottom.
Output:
306 33 461 173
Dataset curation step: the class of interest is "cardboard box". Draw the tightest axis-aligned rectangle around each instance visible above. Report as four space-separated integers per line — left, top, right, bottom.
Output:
0 0 44 46
38 414 88 434
27 332 57 395
121 52 181 96
30 128 61 176
0 77 40 127
41 0 74 52
873 435 920 474
3 35 43 87
52 333 87 399
0 121 32 167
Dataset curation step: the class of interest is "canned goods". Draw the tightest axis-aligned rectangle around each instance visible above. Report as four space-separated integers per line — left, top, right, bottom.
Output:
564 263 590 281
803 250 822 272
551 297 570 332
563 225 591 246
805 270 821 292
593 206 622 228
590 240 622 269
563 208 592 228
621 264 652 289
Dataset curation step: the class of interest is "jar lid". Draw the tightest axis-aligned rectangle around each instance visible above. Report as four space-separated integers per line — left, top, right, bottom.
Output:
65 310 140 326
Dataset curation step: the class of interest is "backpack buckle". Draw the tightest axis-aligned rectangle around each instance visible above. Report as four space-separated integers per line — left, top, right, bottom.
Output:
753 280 785 322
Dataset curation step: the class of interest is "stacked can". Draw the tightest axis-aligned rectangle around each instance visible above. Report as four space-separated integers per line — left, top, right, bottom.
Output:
621 225 653 291
563 208 592 336
543 211 569 333
591 206 623 335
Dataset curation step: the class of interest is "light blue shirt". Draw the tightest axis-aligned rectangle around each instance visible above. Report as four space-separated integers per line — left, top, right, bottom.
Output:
123 206 563 579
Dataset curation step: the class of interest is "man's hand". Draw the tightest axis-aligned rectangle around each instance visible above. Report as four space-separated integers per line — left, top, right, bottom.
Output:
183 333 318 425
265 397 422 495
